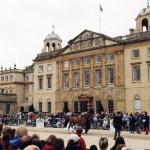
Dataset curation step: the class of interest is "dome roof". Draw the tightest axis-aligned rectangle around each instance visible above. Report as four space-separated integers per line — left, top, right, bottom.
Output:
45 32 62 41
138 6 150 16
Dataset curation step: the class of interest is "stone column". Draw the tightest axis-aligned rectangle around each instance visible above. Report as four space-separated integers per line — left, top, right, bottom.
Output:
59 61 63 89
69 59 73 89
79 57 83 88
90 56 94 88
115 51 119 86
102 54 106 86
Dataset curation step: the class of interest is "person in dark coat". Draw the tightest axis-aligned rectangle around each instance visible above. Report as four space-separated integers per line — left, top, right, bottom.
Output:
143 111 149 135
129 113 136 133
85 118 91 134
113 112 122 140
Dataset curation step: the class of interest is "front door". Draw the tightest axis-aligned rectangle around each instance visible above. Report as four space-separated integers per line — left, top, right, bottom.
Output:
80 101 88 112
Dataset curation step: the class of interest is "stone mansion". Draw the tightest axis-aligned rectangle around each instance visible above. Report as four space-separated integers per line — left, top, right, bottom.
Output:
0 5 150 114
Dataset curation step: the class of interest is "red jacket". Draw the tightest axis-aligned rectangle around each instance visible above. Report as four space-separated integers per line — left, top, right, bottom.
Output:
42 144 54 150
77 136 86 150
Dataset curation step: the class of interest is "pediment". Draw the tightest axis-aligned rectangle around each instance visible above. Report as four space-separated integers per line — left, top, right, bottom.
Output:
78 93 93 98
62 30 119 54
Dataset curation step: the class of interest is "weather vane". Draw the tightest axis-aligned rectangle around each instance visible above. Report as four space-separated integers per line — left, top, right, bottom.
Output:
52 24 55 34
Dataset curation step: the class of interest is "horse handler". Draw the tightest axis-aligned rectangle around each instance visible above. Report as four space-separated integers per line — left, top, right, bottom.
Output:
85 118 91 134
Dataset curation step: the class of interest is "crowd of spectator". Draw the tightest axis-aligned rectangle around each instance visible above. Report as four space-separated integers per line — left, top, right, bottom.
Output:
0 111 150 135
0 124 135 150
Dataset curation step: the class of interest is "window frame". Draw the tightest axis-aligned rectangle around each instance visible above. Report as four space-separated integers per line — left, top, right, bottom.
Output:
95 69 102 85
107 53 114 62
84 70 90 86
47 76 52 89
64 73 69 88
39 102 42 112
64 61 69 68
47 64 52 72
73 72 79 87
73 101 78 112
132 65 141 82
73 59 79 67
132 49 140 58
38 77 43 90
84 57 90 65
95 55 101 63
38 66 43 73
107 67 114 84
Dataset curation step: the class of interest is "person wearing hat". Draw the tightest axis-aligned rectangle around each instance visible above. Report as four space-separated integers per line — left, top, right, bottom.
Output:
76 126 86 150
65 134 82 150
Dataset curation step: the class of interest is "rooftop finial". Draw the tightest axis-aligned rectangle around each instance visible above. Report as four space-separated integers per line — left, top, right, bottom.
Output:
52 24 55 34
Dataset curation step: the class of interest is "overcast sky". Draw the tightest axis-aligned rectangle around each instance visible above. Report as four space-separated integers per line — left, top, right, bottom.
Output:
0 0 147 69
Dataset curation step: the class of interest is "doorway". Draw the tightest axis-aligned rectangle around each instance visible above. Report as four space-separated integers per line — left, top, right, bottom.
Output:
80 101 88 112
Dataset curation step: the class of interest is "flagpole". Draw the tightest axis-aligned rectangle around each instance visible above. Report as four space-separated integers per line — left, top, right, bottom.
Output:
99 8 101 33
99 3 103 33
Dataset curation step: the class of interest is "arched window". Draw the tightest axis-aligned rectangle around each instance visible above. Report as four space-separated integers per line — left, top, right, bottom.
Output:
52 43 55 51
134 96 141 112
142 18 148 32
46 42 50 52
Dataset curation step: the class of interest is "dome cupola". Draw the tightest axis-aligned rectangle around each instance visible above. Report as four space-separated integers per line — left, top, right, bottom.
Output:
41 25 62 53
134 2 150 33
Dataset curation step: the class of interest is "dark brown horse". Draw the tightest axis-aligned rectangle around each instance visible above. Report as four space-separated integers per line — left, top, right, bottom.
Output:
68 112 90 132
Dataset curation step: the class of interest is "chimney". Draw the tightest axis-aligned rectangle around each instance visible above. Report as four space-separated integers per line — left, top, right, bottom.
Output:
129 28 134 34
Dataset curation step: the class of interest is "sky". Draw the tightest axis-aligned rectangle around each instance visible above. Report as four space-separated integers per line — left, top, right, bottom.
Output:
0 0 147 69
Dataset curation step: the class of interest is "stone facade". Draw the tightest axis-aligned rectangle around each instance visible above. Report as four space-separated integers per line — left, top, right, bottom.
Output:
0 5 150 114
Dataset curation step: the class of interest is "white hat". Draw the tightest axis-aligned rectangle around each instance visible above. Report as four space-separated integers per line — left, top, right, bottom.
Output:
69 134 80 143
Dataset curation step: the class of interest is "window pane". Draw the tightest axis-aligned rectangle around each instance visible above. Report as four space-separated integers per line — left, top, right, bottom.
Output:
47 102 51 113
95 70 101 84
108 100 114 113
133 50 139 58
84 57 90 64
148 65 150 81
64 61 69 68
39 102 42 112
107 68 114 83
95 56 101 63
73 59 79 66
6 104 10 114
47 76 52 88
38 78 43 89
64 74 69 87
148 48 150 56
133 66 140 81
39 66 43 72
74 101 78 112
73 72 79 87
84 71 90 85
47 64 52 72
107 53 113 61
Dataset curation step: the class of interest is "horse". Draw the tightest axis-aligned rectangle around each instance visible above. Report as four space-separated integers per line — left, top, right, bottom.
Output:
68 112 91 133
